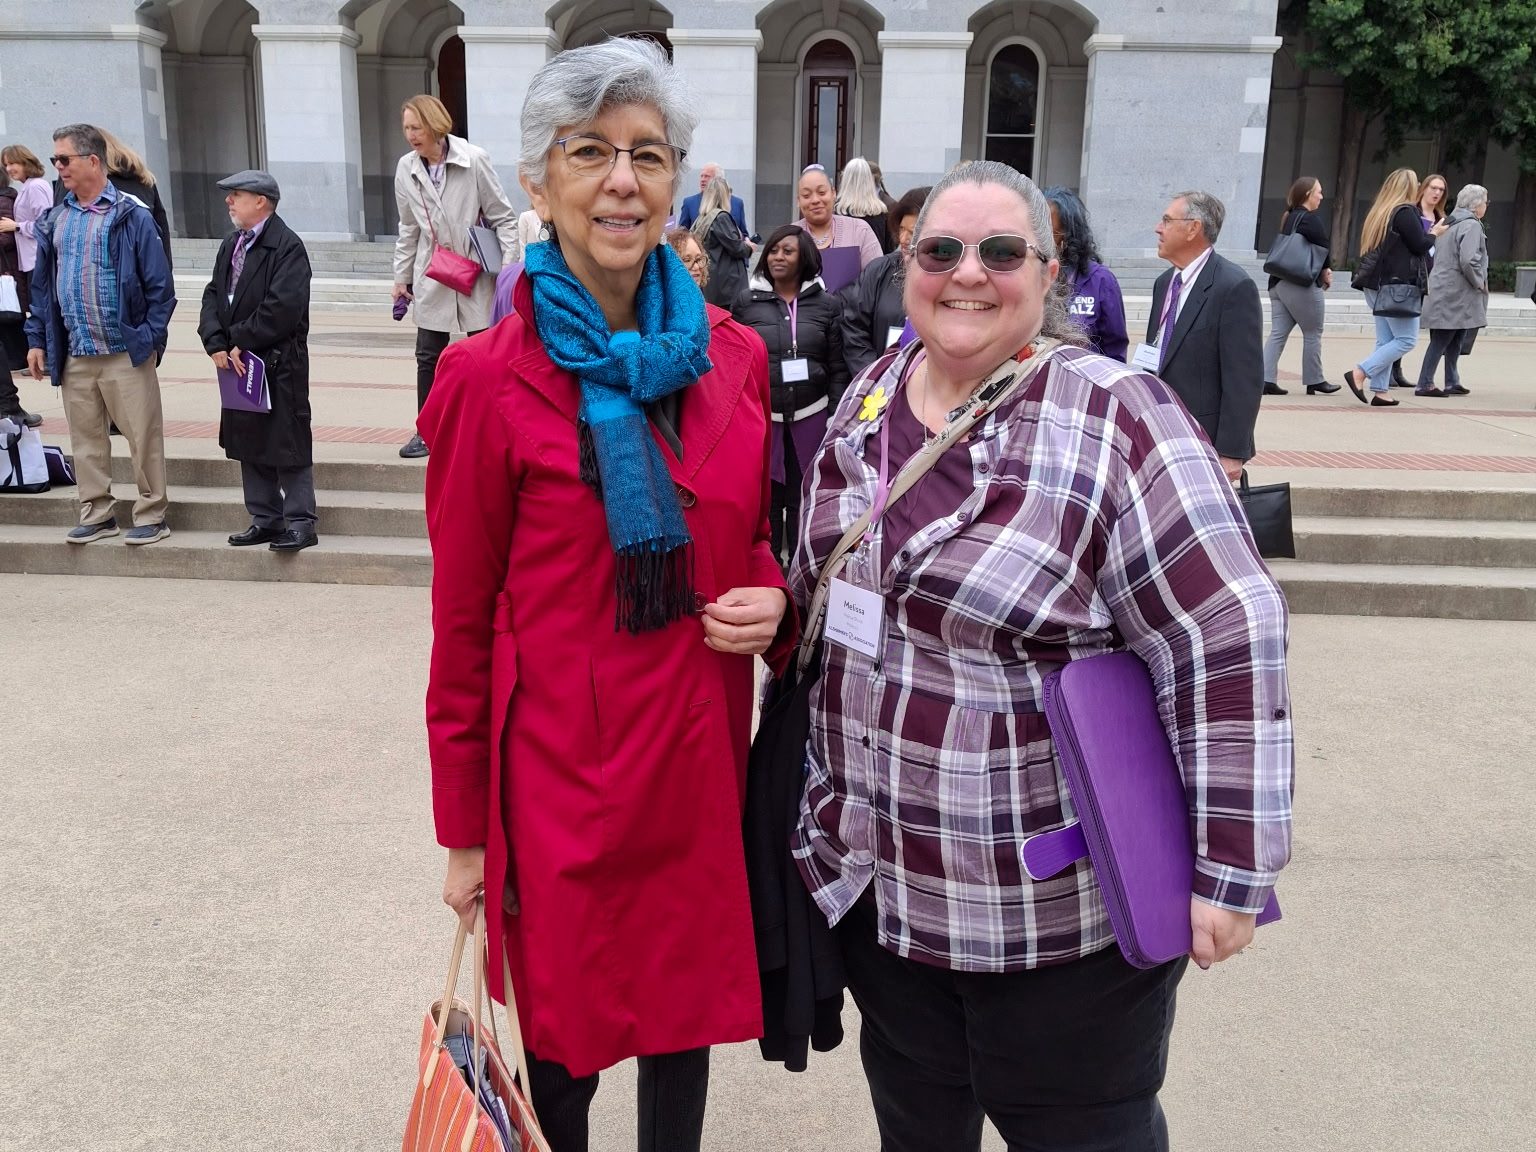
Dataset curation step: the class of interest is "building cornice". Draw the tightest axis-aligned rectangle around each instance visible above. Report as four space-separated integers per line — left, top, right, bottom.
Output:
1085 35 1284 56
876 32 974 51
456 26 560 51
0 24 168 48
667 29 764 50
250 24 363 48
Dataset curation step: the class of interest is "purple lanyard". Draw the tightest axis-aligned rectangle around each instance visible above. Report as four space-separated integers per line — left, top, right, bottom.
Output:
787 295 798 356
863 351 927 545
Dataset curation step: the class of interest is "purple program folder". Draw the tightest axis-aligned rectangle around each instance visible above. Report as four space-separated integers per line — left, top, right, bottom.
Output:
819 246 862 294
217 353 269 413
1026 651 1282 968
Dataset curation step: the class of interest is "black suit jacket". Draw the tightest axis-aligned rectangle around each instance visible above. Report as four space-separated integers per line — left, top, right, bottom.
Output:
197 213 314 468
1147 251 1264 461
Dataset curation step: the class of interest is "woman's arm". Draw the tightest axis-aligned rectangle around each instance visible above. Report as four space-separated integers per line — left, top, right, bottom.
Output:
1296 211 1332 267
419 339 519 849
393 162 422 289
852 218 883 269
1093 266 1129 363
15 180 53 239
1458 222 1488 292
823 295 851 405
1096 388 1293 919
713 214 753 261
474 150 520 264
1393 205 1435 256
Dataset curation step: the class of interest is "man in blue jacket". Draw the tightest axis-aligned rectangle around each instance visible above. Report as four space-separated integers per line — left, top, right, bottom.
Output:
677 161 749 235
26 123 176 544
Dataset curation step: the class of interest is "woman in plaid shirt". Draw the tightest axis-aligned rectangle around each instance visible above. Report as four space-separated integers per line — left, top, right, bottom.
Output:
787 162 1293 1151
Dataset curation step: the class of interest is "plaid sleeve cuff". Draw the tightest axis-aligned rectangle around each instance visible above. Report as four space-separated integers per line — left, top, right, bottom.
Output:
1193 859 1277 915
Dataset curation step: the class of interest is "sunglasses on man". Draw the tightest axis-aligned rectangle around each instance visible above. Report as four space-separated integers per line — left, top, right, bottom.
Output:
50 153 95 168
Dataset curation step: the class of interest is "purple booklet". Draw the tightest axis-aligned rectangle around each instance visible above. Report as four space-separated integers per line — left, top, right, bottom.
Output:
1026 650 1281 968
819 246 862 294
217 353 270 413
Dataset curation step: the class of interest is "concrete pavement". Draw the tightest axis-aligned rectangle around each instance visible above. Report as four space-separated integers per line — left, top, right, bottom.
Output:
1 574 1532 1152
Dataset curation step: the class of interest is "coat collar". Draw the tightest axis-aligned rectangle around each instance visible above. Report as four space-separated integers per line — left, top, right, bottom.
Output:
226 213 288 314
506 270 741 481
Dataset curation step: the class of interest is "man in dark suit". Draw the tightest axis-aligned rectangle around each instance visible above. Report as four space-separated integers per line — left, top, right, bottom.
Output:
1145 190 1263 481
197 169 318 551
677 161 749 234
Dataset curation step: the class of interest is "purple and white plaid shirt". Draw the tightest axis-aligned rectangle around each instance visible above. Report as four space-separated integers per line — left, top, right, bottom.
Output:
788 343 1293 972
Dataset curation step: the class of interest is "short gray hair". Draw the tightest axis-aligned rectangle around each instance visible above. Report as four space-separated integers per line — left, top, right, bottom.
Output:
1455 183 1489 212
909 160 1085 348
1174 189 1225 244
53 123 106 165
518 36 698 199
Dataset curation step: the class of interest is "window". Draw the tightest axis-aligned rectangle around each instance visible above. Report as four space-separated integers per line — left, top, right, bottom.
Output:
803 39 855 175
984 43 1041 178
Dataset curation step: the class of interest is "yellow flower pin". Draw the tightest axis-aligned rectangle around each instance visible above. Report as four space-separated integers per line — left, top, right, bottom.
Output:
859 386 890 422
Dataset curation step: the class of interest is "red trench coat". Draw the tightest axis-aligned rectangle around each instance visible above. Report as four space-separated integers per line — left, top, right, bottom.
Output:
419 272 795 1078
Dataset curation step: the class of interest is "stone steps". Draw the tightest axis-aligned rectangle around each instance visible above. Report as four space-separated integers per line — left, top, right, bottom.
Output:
1293 516 1536 568
1266 560 1536 620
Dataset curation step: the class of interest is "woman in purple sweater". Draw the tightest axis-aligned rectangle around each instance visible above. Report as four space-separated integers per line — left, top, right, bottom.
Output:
1044 187 1127 362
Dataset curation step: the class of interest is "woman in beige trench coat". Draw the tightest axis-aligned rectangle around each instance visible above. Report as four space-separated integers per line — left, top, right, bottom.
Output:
392 93 518 457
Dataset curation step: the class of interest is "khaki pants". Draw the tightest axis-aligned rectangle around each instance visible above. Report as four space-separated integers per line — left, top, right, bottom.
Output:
61 352 168 527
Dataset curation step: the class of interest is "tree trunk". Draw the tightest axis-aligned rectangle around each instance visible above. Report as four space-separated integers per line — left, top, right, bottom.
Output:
1331 102 1370 265
1513 165 1536 263
1468 128 1491 188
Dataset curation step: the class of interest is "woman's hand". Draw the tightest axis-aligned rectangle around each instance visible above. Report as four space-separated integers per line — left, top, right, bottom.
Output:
702 586 788 655
1189 899 1256 970
443 846 486 931
393 283 412 302
1320 268 1333 290
1430 220 1450 238
0 218 17 233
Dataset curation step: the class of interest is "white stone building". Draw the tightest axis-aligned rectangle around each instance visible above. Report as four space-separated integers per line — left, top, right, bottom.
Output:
1 0 1287 259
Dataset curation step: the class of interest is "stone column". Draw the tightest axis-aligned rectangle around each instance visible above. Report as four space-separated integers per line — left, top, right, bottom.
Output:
1080 35 1283 259
457 26 560 211
0 19 175 227
875 32 972 194
668 29 763 235
250 21 366 239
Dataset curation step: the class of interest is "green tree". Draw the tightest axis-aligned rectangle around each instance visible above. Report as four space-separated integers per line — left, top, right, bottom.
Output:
1284 0 1461 261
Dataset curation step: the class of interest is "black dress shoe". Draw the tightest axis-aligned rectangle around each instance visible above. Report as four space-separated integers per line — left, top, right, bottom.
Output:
1344 371 1368 404
1263 383 1289 396
229 524 285 546
1 408 42 428
269 526 319 552
1370 395 1401 407
1306 382 1342 395
399 434 429 459
1445 385 1471 396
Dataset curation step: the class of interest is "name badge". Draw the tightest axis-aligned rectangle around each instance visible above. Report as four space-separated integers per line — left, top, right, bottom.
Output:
824 576 883 659
781 357 810 382
885 325 904 349
1131 342 1163 373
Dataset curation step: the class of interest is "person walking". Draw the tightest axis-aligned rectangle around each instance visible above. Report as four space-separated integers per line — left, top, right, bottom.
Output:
1343 168 1446 407
692 175 751 308
1262 176 1339 397
423 37 794 1152
197 170 319 551
731 224 849 563
392 93 518 459
24 123 175 543
1044 185 1127 362
789 160 1291 1152
794 164 883 277
839 185 929 377
1 145 55 425
1390 172 1448 388
835 158 893 254
1416 184 1489 398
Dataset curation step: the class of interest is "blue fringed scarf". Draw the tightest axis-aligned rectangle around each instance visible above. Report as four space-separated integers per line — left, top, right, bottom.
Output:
523 239 713 633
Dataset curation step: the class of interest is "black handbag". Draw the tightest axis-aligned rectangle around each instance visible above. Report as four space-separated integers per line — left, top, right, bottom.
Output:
1460 327 1480 357
1263 213 1327 286
1372 281 1423 317
1237 470 1295 560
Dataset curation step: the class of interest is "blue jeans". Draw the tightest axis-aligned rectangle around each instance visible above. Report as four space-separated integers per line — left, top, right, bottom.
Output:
1359 290 1421 394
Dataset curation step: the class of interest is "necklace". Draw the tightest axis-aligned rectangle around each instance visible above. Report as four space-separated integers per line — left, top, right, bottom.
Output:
807 220 833 248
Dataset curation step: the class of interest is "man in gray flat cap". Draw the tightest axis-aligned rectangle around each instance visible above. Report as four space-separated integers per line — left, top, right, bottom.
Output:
197 169 319 551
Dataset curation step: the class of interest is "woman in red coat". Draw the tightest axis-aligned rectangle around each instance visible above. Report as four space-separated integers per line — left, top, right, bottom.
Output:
419 36 794 1152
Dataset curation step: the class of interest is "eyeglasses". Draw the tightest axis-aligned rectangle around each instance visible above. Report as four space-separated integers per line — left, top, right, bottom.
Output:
50 153 89 168
911 234 1048 275
1159 214 1197 227
555 135 685 183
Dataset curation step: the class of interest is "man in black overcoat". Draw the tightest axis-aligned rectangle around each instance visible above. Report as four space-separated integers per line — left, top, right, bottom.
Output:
197 170 318 550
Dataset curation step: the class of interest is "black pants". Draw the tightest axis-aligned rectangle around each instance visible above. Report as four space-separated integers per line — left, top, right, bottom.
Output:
1416 327 1466 391
524 1046 710 1152
240 461 317 529
837 900 1187 1152
770 422 805 566
415 327 484 411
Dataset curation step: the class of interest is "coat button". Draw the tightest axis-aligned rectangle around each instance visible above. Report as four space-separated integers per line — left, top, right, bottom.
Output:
693 592 708 613
677 486 697 508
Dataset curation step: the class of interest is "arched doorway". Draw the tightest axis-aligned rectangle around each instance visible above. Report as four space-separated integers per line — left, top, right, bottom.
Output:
983 43 1043 177
802 39 856 175
436 34 467 137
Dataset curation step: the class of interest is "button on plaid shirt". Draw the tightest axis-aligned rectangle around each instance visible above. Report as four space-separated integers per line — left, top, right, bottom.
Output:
788 344 1293 972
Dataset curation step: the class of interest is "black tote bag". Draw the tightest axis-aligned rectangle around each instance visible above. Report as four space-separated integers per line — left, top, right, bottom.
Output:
1263 213 1327 286
1238 470 1295 560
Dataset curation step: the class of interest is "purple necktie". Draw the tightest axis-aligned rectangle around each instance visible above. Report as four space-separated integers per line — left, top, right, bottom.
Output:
229 230 254 293
1158 270 1184 349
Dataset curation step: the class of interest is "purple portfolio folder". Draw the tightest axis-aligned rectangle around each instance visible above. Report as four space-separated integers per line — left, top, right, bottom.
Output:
1026 650 1281 968
217 353 269 413
819 246 862 294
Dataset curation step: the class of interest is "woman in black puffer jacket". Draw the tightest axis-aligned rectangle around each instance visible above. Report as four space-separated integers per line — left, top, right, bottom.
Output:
732 224 849 564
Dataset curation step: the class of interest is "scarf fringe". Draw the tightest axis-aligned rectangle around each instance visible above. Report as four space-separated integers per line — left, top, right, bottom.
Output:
578 420 603 499
614 543 696 634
